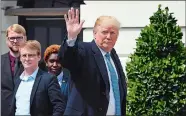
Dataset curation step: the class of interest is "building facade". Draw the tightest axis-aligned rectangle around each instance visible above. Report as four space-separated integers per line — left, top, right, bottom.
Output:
1 1 185 73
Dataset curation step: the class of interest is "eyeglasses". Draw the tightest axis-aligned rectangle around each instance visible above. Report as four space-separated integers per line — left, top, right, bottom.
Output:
8 36 24 42
21 54 37 59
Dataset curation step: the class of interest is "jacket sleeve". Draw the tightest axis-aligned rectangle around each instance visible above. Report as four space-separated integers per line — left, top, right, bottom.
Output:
58 38 85 78
48 76 66 116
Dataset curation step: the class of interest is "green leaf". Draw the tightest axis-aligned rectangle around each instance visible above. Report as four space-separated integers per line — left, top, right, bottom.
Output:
126 5 186 116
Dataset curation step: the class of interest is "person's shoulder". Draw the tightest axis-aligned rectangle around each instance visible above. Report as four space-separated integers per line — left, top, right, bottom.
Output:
79 41 92 49
76 41 92 52
38 69 57 86
83 42 92 45
39 70 57 84
63 68 71 78
40 70 55 79
78 41 90 45
111 48 116 52
1 52 9 57
38 59 47 71
111 48 120 58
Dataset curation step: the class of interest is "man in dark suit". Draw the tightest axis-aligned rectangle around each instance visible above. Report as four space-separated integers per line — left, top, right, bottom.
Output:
59 8 127 115
11 40 65 116
1 24 26 116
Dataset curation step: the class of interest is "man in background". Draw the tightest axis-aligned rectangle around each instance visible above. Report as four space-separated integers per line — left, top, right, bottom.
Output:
1 24 26 116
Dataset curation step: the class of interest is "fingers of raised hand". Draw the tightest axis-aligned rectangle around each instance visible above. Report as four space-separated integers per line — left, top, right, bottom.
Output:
79 20 85 29
74 9 79 23
68 9 72 21
64 14 68 22
70 7 75 20
66 8 79 23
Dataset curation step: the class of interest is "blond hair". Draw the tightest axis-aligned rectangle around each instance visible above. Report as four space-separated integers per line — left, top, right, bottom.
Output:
93 16 120 32
6 24 26 37
19 40 41 55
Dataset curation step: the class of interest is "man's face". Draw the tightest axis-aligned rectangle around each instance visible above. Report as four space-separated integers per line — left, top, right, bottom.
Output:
6 31 26 53
94 23 119 52
46 53 62 76
20 48 41 70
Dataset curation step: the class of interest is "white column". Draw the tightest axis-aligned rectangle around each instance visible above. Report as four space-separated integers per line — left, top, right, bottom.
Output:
1 1 18 54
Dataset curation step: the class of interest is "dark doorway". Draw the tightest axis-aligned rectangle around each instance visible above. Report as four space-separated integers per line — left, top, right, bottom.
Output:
23 17 66 57
19 16 83 58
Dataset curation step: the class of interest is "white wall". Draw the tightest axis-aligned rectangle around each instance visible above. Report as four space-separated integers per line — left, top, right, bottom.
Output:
81 1 185 27
81 1 186 74
1 1 18 54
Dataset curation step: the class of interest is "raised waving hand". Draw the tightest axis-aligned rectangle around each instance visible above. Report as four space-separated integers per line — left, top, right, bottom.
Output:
64 7 85 40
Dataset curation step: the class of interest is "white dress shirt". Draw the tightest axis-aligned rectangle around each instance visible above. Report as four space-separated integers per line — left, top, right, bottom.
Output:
15 67 39 115
57 71 63 86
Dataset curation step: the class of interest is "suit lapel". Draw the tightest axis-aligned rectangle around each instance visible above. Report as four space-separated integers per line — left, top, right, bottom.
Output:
91 41 110 99
2 53 14 86
12 76 22 110
30 69 43 106
63 68 70 82
14 60 24 84
14 58 19 77
14 77 22 96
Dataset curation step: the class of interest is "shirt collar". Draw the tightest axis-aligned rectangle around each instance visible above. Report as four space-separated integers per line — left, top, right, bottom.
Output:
57 71 63 82
20 67 39 81
9 52 16 62
97 46 110 57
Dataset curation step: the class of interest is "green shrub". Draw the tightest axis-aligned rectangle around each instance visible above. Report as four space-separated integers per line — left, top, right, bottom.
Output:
126 5 186 116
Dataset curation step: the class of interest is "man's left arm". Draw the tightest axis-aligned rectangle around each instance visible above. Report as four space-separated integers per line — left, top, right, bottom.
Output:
48 76 66 116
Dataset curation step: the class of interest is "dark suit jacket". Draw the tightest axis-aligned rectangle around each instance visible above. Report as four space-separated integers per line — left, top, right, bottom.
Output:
38 59 71 102
59 39 127 115
64 83 95 116
1 53 23 116
60 68 71 100
11 69 65 116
